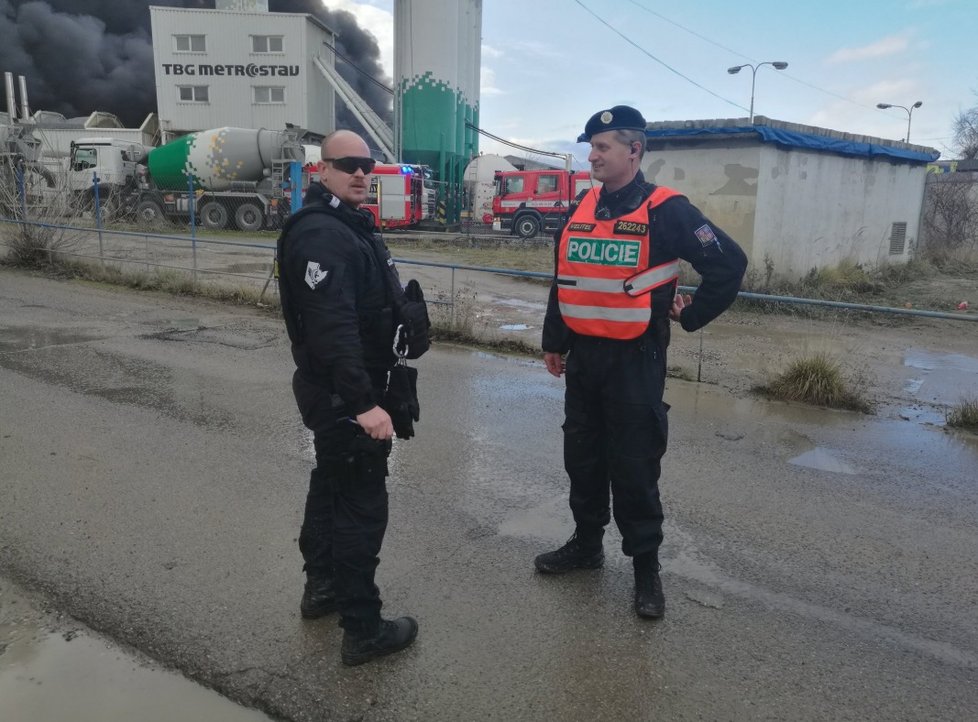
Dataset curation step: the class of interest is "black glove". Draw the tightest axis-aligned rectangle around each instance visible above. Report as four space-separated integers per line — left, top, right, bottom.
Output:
395 279 431 359
382 363 420 439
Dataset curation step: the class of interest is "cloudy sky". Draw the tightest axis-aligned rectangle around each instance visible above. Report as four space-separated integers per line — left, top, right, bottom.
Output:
328 0 974 164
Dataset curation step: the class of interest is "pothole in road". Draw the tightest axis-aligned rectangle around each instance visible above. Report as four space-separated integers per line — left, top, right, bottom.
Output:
145 327 278 350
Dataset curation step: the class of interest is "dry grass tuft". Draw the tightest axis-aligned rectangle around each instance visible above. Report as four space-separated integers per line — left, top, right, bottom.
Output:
946 397 978 432
758 353 872 413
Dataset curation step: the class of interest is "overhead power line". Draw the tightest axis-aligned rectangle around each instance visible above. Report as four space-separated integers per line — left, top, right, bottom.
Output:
467 122 572 159
623 0 894 117
624 0 752 62
572 0 747 111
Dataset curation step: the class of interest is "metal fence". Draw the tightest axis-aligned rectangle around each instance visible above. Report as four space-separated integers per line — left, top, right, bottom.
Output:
2 215 975 328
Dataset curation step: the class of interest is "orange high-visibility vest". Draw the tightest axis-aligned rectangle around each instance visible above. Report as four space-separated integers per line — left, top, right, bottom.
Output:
556 186 681 340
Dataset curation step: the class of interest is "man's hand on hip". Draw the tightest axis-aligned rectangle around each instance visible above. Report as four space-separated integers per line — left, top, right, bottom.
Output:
669 293 692 322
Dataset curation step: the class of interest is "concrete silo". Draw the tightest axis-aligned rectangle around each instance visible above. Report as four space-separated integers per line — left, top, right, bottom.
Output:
394 0 481 224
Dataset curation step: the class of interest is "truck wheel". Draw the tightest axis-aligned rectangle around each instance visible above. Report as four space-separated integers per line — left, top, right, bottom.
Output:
87 188 116 220
135 200 164 226
234 202 264 233
200 202 228 230
515 214 541 239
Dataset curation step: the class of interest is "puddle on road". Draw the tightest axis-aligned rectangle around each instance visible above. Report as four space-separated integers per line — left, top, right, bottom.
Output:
904 350 978 375
0 633 273 722
788 447 858 475
0 587 272 722
0 327 104 353
903 378 924 394
899 406 947 426
670 379 855 429
903 349 978 403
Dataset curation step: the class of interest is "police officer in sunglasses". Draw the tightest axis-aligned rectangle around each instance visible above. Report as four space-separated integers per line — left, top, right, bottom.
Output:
276 129 418 665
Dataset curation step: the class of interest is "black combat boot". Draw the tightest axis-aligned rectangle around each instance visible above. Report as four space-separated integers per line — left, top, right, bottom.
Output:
300 575 337 619
341 616 419 666
534 533 604 574
633 555 665 619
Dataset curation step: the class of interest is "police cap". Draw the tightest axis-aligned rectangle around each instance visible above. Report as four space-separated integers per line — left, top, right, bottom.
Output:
577 105 647 143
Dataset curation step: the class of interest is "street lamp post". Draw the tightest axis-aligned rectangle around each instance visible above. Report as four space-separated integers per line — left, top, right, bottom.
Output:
727 61 788 123
876 101 923 143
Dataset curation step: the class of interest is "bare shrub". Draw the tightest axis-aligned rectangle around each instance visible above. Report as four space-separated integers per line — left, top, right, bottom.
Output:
953 105 978 160
429 287 479 340
921 175 978 259
0 159 90 267
426 286 538 354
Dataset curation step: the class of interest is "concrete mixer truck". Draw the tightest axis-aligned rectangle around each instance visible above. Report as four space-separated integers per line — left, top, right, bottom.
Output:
68 126 304 231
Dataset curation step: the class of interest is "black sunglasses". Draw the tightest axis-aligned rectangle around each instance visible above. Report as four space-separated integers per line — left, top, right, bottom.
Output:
323 156 377 174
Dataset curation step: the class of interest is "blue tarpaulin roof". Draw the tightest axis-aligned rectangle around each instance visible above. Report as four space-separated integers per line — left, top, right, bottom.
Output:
644 125 939 163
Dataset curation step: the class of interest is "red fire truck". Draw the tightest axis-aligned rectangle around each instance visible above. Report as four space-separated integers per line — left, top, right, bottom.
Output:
297 151 434 230
492 169 597 239
365 164 434 229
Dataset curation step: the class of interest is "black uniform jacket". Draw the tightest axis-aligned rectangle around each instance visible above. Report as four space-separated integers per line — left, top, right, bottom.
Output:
279 182 396 416
543 171 748 353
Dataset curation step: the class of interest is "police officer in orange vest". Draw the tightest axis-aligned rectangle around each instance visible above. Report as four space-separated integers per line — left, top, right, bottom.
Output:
537 105 748 619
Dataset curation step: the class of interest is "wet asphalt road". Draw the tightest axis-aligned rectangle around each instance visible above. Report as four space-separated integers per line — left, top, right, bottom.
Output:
1 267 977 721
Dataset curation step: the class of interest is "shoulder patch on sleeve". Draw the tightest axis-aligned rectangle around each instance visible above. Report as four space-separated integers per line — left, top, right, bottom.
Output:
694 224 718 247
305 261 329 290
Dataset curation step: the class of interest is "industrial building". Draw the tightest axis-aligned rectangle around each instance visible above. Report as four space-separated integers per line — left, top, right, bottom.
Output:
150 1 337 141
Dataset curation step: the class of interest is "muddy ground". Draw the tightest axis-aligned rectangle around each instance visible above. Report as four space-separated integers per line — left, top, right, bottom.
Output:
1 266 976 721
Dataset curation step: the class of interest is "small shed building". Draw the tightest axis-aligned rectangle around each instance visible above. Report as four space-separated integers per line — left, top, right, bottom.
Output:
641 118 940 280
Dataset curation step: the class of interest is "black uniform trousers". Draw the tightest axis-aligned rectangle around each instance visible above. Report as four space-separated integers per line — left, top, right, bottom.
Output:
563 327 669 558
292 372 390 632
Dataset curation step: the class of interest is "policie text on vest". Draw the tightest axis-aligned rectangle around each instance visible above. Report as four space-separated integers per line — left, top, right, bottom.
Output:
566 237 641 267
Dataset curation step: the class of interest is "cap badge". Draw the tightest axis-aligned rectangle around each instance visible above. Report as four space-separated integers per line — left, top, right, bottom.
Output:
600 111 613 125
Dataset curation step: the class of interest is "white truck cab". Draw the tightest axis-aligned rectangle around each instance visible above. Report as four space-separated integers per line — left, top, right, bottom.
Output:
68 138 151 193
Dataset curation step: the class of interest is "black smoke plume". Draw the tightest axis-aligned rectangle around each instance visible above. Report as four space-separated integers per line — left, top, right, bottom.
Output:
0 0 392 131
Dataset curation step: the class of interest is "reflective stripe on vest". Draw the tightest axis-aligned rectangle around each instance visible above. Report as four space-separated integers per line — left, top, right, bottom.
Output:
623 259 680 297
558 258 680 296
556 185 682 340
557 303 652 323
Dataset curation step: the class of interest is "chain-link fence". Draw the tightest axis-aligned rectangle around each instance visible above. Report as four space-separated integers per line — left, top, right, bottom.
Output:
2 159 302 235
4 165 975 332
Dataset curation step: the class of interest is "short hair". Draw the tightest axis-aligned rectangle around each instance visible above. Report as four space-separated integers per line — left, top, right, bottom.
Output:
614 129 646 158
